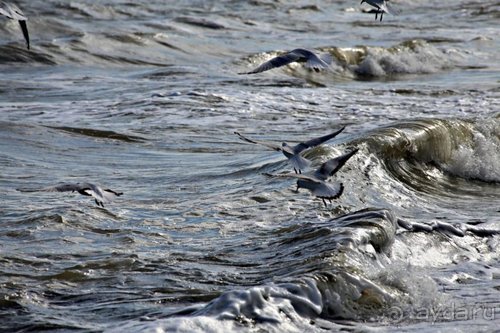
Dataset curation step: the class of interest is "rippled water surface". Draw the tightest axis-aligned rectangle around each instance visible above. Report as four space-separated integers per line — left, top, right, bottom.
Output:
1 1 499 332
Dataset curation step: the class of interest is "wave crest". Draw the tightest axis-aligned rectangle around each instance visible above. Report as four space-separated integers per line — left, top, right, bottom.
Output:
444 119 500 182
352 40 455 76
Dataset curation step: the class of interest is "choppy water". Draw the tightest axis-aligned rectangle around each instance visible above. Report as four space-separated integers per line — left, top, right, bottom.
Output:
1 0 499 332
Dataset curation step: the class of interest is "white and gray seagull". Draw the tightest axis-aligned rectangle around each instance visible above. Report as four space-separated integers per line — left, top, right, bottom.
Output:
0 1 29 49
18 182 123 207
235 127 346 174
360 0 391 22
264 148 359 207
239 48 331 75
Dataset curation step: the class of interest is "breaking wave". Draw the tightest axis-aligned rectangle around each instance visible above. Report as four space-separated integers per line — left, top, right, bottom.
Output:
240 40 469 79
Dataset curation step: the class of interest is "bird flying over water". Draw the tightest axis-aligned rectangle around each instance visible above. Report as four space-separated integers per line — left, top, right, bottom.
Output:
264 149 359 207
239 48 331 74
266 172 345 207
235 127 346 174
18 182 123 207
0 1 29 49
360 0 391 21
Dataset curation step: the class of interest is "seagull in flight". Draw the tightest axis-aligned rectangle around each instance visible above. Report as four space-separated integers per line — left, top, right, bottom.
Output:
18 182 123 207
264 149 358 207
239 48 331 75
360 0 391 21
0 1 29 49
235 127 346 174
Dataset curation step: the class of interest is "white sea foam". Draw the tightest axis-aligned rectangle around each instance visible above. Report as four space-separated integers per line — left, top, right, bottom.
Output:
353 41 456 77
444 120 500 182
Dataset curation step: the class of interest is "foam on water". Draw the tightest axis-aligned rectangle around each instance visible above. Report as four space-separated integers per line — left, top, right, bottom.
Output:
351 40 457 77
239 40 467 80
443 119 500 182
102 208 483 332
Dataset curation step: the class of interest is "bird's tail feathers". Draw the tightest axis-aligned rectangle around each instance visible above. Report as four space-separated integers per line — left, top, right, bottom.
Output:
289 154 311 172
386 3 401 15
305 57 330 72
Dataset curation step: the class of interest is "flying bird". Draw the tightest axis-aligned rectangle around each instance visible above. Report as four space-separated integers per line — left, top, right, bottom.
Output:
0 1 30 49
18 182 123 207
239 48 331 75
360 0 391 21
235 127 346 174
266 172 345 207
264 149 359 207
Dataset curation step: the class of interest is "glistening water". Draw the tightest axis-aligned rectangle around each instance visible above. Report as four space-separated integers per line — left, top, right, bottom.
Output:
0 1 499 332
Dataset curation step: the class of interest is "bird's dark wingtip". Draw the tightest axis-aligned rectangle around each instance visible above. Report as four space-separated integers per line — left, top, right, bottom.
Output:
16 188 38 193
104 189 123 196
18 20 30 50
333 126 346 136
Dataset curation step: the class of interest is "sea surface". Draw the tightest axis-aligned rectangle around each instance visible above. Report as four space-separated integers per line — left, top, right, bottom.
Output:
1 0 499 332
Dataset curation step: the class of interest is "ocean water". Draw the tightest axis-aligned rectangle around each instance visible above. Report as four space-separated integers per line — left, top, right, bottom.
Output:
0 0 499 332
